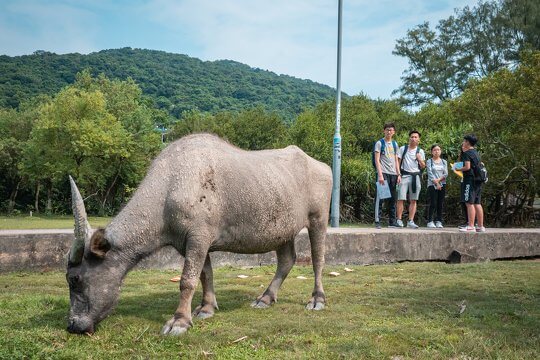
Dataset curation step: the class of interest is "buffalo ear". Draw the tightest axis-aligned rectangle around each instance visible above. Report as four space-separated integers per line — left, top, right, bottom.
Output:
89 229 111 259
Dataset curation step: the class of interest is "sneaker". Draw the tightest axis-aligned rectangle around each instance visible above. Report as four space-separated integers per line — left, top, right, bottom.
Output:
476 226 486 233
435 221 443 228
458 223 468 229
407 220 419 229
459 226 476 232
396 219 404 227
388 222 400 228
427 221 436 228
375 222 381 229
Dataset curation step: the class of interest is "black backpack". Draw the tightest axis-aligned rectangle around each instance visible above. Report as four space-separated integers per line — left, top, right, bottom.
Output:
473 158 488 183
371 138 398 169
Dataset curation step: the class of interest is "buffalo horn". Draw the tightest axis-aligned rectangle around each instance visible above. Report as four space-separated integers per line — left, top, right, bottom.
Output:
69 176 91 265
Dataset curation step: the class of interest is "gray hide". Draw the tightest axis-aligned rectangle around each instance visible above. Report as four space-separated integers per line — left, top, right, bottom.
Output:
66 133 332 335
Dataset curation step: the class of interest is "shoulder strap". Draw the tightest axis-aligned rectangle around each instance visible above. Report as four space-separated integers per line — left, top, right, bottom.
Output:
392 140 398 154
378 138 386 155
400 145 408 170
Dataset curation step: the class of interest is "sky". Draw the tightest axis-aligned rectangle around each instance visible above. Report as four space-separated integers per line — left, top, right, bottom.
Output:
0 0 479 99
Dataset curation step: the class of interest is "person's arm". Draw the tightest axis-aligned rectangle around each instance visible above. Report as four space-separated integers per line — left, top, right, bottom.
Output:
395 147 402 184
426 159 435 183
374 151 385 185
441 160 449 181
417 150 426 169
460 152 471 171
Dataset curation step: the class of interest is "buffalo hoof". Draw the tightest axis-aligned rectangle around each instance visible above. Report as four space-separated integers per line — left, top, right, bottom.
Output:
250 300 271 309
192 304 216 319
305 301 325 311
161 317 192 336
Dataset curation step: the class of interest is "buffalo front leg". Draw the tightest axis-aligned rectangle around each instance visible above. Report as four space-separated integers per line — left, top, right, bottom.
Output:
192 254 218 319
252 240 296 308
161 240 209 336
306 224 326 310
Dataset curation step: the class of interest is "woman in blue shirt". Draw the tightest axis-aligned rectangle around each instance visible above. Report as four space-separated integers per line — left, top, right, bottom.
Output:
426 144 448 228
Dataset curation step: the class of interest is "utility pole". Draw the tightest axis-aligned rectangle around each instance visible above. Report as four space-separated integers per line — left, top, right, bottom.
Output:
330 0 343 228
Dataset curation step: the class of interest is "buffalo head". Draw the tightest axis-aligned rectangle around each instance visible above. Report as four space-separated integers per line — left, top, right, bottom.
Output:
66 176 121 334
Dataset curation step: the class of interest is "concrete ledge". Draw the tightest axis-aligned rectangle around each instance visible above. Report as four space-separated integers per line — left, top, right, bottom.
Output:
0 228 539 272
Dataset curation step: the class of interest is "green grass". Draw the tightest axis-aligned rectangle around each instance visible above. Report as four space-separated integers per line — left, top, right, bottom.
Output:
0 215 111 230
0 216 370 230
0 261 538 359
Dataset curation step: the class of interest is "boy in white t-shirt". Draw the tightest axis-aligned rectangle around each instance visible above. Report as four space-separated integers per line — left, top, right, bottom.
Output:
396 130 425 228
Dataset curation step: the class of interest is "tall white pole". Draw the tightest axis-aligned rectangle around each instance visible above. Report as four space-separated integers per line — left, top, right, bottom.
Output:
330 0 343 228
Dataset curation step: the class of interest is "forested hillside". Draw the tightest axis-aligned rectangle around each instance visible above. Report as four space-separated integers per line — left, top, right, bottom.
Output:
0 48 336 121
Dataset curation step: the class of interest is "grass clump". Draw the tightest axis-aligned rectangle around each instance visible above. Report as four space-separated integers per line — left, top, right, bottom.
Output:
0 261 538 359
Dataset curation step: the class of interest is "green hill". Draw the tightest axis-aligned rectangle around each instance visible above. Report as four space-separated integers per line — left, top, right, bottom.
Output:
0 48 338 121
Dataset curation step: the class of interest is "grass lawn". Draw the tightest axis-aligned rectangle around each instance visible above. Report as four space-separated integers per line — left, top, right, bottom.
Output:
0 261 538 359
0 215 111 230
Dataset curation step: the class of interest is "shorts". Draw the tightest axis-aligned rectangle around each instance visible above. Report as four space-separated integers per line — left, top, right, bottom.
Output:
461 177 482 204
397 174 421 201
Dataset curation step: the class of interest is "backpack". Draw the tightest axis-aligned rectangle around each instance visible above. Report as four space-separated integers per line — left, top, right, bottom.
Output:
473 159 488 183
399 144 424 173
371 138 398 169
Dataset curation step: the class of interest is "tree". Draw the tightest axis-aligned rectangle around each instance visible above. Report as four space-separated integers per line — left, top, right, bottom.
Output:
393 21 471 105
0 98 45 213
22 72 162 214
393 0 538 106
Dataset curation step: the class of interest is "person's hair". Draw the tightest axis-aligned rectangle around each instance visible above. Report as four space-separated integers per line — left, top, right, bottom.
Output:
409 130 421 137
383 123 395 130
430 144 441 151
463 134 478 146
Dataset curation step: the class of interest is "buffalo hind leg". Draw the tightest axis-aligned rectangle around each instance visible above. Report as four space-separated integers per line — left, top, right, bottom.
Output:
192 254 218 319
252 240 296 308
306 220 326 310
161 237 210 336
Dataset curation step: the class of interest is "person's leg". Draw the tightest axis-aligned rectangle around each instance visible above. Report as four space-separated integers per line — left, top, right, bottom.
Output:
386 174 397 225
436 186 445 222
427 186 435 222
475 204 484 227
374 181 381 225
408 175 420 223
409 200 417 222
466 203 476 227
396 175 409 223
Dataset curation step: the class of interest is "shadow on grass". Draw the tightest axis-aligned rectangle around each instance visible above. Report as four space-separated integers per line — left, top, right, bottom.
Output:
27 287 260 332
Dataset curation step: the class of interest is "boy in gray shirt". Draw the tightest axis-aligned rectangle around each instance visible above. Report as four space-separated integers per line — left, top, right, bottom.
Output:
373 123 401 228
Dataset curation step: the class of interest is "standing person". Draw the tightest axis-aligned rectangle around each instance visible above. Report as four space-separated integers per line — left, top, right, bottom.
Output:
396 130 426 228
373 123 401 229
455 149 471 229
426 144 448 228
458 134 485 232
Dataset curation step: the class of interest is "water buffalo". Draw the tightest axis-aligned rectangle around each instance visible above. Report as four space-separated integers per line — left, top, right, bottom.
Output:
66 133 332 335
